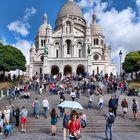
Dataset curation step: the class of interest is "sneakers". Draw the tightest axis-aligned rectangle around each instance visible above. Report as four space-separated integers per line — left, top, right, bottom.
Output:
21 129 26 133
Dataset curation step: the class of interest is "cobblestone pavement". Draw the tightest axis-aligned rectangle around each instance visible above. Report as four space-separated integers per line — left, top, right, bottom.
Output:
0 87 140 140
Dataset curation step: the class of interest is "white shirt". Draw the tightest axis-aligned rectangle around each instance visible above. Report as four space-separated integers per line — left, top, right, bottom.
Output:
42 99 49 109
70 92 76 98
3 109 10 119
98 95 103 104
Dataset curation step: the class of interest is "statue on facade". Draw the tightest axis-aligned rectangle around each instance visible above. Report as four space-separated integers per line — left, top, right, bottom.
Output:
87 44 91 55
45 45 48 55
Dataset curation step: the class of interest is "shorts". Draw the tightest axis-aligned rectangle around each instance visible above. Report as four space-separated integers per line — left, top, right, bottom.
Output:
21 117 27 124
122 108 128 113
4 118 9 124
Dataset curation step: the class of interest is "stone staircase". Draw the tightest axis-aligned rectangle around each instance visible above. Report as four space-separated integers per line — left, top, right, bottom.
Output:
1 89 140 136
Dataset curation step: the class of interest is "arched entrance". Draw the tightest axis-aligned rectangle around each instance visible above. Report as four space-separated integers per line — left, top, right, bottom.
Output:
76 65 85 75
51 65 59 75
64 65 72 76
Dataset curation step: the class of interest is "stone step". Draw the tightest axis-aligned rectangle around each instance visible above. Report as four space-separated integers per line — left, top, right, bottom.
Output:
25 125 140 133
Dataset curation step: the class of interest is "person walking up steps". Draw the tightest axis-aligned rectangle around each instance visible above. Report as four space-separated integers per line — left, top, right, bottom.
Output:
132 98 139 120
20 106 28 133
50 108 58 136
63 110 70 140
121 98 128 118
42 97 49 118
33 98 40 119
105 108 115 140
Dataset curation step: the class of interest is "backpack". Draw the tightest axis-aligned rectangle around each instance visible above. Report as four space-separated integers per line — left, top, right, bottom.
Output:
81 119 87 128
107 113 115 124
132 103 137 111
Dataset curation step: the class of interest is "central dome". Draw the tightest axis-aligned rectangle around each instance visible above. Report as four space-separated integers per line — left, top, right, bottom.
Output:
57 0 84 20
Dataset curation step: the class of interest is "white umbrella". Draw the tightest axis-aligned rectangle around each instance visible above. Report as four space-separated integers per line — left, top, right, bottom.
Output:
58 101 84 110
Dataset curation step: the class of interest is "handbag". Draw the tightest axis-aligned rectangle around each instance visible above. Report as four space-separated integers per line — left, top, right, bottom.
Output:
73 130 81 140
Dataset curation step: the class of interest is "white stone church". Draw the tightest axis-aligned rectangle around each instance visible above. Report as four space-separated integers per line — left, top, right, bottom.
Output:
26 0 116 77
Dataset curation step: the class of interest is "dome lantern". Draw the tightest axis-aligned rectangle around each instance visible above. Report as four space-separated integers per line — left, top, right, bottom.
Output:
43 13 47 23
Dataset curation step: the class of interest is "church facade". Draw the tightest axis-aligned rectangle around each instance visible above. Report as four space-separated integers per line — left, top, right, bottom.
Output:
26 0 116 77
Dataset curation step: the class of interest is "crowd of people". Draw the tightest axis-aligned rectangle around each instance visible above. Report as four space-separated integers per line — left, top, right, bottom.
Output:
0 71 139 140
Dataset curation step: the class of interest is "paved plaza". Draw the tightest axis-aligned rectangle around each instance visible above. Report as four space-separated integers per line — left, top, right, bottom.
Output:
0 87 140 140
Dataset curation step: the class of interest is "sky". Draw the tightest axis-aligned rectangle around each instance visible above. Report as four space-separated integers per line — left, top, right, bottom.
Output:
0 0 140 73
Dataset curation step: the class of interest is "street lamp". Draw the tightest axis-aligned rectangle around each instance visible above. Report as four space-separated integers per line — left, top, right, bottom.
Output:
119 50 123 77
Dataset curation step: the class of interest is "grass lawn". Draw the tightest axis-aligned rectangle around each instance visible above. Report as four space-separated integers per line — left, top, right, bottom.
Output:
128 80 140 89
0 82 10 90
0 81 17 90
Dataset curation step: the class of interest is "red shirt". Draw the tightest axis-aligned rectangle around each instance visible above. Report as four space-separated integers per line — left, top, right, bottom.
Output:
67 118 81 134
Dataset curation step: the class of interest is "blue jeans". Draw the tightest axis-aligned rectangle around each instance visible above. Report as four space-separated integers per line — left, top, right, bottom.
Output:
69 136 76 140
88 101 93 109
99 103 103 110
43 107 48 118
105 124 112 140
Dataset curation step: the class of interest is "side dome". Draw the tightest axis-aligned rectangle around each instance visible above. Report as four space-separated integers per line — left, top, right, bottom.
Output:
91 14 103 36
57 0 84 20
38 13 48 36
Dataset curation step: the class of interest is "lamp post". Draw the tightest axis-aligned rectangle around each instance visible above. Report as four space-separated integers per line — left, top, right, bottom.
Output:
119 50 122 77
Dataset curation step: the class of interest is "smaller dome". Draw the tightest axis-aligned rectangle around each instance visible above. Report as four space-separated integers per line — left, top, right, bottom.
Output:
47 24 52 30
30 44 36 52
38 13 48 36
91 13 103 36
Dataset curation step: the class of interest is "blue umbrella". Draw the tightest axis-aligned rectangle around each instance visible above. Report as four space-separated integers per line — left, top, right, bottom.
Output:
58 100 84 110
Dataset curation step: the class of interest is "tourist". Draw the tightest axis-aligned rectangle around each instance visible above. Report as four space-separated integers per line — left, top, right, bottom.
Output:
3 124 13 138
0 115 3 136
42 97 49 118
98 93 104 111
3 106 10 125
50 108 58 136
20 106 28 132
33 98 40 119
63 110 70 140
88 90 94 110
15 86 19 100
14 105 20 126
39 85 43 95
70 89 76 101
79 112 87 128
121 98 128 118
58 91 65 118
75 88 81 100
132 98 139 120
108 96 117 117
105 108 115 140
114 87 121 106
67 110 81 140
8 101 14 123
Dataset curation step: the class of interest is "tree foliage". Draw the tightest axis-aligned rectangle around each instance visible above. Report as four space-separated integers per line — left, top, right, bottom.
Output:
123 51 140 73
0 43 26 72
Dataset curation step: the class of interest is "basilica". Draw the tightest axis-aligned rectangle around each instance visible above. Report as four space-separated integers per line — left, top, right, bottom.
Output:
26 0 116 77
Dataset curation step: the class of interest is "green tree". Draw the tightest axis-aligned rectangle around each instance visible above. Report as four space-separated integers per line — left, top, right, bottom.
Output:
0 43 26 77
123 51 140 79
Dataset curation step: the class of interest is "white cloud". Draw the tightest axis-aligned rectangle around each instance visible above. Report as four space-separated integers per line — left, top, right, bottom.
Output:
77 0 140 72
7 20 29 36
12 39 32 64
77 0 94 8
7 7 37 37
23 7 37 21
136 0 140 7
